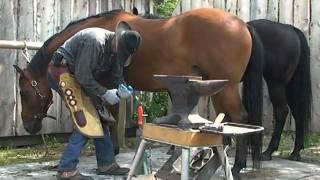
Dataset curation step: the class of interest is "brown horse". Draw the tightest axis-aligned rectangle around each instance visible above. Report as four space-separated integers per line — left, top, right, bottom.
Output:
13 8 264 178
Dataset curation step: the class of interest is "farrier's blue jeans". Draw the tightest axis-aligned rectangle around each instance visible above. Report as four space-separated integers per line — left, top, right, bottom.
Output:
57 126 115 172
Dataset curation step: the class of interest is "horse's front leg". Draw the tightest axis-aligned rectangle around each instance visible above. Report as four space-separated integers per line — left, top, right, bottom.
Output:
108 104 120 155
212 85 249 180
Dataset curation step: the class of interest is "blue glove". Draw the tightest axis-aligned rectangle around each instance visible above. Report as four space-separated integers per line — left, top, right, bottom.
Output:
117 84 133 99
102 89 120 105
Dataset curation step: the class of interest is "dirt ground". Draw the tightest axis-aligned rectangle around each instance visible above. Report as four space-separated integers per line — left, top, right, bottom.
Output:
0 133 319 179
0 146 320 180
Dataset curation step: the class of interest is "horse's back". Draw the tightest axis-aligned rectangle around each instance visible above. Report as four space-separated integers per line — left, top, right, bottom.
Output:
174 8 252 81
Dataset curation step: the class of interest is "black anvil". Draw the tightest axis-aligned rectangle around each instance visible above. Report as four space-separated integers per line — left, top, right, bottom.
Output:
153 75 228 129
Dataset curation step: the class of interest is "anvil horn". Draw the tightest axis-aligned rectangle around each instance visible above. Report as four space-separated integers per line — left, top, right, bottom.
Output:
189 79 229 96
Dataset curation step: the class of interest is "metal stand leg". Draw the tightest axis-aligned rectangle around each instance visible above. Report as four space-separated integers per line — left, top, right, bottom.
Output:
127 139 148 180
181 148 190 180
217 146 233 180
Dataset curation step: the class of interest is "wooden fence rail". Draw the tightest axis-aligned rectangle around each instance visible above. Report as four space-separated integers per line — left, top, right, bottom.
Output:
0 40 43 50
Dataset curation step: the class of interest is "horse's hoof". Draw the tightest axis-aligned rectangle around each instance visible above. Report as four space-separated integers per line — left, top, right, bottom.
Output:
261 151 272 161
232 167 242 180
288 153 301 161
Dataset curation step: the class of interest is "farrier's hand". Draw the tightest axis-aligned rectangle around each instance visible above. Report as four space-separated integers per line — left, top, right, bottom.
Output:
117 84 133 99
102 89 120 105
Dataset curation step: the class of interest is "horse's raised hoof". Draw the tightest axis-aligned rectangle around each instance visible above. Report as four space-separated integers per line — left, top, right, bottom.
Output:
288 153 301 161
261 151 272 161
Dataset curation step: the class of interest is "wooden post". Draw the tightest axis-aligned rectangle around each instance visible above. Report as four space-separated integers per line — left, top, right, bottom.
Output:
250 0 267 20
267 0 279 21
0 0 17 137
118 98 127 148
225 0 237 15
310 0 320 131
237 0 250 22
279 0 293 24
213 0 225 10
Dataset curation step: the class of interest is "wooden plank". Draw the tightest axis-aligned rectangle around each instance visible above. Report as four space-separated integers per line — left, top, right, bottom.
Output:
191 0 202 9
57 0 74 133
112 0 122 9
15 0 36 136
36 0 59 133
201 0 210 8
149 0 154 14
0 0 17 137
293 0 310 40
208 0 214 8
181 0 192 13
118 98 127 148
71 0 89 20
237 0 250 22
124 0 132 12
250 0 267 20
225 0 237 15
213 0 225 10
36 0 57 41
279 0 293 24
100 0 109 12
143 123 223 147
172 0 181 16
134 0 143 13
59 0 72 29
267 0 278 21
310 0 320 131
89 0 98 15
141 0 147 14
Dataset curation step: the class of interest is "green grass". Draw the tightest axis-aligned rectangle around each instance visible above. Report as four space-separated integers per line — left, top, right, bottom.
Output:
0 136 96 166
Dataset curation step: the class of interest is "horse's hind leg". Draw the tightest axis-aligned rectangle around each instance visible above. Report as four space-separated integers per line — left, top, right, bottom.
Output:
261 82 289 160
212 85 248 180
287 93 304 161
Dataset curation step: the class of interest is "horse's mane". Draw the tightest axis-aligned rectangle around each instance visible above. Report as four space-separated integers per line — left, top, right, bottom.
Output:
28 9 129 77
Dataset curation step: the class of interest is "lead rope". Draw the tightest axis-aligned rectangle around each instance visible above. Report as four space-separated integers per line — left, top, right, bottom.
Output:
22 41 31 63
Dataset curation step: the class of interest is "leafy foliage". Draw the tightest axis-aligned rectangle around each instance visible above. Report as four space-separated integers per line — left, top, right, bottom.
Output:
136 92 169 122
153 0 180 17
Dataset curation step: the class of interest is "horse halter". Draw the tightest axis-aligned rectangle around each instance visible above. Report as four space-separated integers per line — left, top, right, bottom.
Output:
27 77 56 120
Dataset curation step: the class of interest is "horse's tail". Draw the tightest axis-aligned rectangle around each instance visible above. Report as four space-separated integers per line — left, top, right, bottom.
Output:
286 27 312 134
242 25 264 169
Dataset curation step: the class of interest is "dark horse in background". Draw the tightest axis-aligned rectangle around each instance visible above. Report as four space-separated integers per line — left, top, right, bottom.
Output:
141 10 312 162
247 20 312 161
13 8 264 178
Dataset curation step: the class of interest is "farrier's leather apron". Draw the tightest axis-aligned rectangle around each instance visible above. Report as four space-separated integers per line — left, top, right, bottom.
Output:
48 62 104 138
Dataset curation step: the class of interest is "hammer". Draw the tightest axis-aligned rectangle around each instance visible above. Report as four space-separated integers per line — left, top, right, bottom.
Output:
204 113 225 132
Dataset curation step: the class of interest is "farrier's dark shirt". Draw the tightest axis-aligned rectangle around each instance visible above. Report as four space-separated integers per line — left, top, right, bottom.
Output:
56 28 123 99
